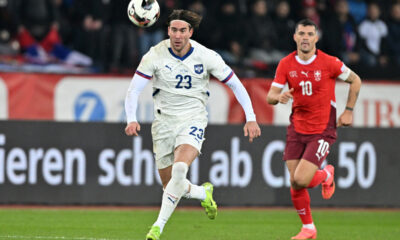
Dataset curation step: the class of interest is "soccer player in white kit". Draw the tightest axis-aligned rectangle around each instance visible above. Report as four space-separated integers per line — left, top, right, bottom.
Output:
124 10 261 240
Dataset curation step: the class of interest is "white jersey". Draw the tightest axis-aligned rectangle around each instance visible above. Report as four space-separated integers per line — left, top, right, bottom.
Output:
136 39 233 117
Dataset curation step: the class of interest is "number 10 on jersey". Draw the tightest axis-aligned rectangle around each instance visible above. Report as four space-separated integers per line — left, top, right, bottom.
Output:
299 80 312 96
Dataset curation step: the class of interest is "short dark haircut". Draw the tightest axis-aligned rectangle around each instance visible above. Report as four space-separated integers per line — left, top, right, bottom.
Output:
167 9 202 29
295 19 318 32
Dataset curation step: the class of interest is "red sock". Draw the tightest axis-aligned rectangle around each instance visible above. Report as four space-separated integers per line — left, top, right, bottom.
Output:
291 188 313 224
307 170 327 188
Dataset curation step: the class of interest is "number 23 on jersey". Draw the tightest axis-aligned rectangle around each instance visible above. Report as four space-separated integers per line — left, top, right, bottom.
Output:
175 74 192 89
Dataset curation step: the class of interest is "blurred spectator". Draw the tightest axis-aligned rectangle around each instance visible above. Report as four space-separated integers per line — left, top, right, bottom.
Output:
14 0 91 66
358 2 388 67
73 0 110 70
302 0 321 28
214 1 248 66
315 0 330 16
15 0 59 63
247 0 283 66
54 0 76 47
137 0 172 57
347 0 367 24
183 0 218 17
187 0 219 49
0 0 18 56
108 0 139 73
272 0 296 55
0 0 398 77
321 0 360 65
387 3 400 66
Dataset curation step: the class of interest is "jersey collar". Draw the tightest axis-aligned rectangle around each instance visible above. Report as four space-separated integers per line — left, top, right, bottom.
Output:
295 49 318 65
168 47 194 61
295 54 317 65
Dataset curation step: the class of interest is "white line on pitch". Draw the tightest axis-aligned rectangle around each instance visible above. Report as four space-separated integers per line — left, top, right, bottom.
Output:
0 236 133 240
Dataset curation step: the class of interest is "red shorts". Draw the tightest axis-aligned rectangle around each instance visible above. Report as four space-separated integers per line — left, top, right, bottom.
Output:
283 124 336 168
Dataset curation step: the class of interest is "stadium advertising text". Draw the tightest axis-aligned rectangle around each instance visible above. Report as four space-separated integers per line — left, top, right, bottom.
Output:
0 121 397 206
0 133 376 189
0 78 7 119
0 134 85 185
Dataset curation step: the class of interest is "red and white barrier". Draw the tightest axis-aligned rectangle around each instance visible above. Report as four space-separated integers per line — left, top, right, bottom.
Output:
1 73 399 127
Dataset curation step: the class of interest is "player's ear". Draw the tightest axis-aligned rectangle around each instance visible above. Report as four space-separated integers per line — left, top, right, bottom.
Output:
189 28 194 37
167 26 172 37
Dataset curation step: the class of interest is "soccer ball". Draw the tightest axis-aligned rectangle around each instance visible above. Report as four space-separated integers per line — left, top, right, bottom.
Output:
127 0 160 28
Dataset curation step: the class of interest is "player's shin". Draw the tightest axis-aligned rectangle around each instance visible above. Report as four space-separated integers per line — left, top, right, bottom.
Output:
290 188 314 228
153 162 189 232
307 170 328 188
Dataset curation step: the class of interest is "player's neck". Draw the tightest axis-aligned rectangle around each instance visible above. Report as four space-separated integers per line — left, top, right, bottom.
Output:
171 43 192 57
297 48 317 61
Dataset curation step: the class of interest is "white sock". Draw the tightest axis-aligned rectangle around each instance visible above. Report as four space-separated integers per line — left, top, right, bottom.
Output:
154 191 179 233
182 179 207 201
324 169 331 182
153 162 189 233
303 223 316 230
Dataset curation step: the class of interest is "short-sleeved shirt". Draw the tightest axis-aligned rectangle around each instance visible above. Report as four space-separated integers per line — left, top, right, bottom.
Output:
272 50 348 134
136 39 233 118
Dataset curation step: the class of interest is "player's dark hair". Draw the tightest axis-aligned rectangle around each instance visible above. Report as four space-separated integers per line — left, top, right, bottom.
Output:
295 19 318 32
167 9 202 29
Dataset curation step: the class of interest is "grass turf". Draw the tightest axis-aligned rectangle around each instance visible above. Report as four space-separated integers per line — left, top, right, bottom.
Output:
0 208 399 240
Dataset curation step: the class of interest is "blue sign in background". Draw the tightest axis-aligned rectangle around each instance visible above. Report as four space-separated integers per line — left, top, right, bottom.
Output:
74 91 106 121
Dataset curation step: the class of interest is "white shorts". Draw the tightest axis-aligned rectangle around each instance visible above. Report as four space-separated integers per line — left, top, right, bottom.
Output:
151 114 207 169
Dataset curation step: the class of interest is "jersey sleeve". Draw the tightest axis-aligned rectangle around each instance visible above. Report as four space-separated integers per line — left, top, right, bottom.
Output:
206 50 234 83
136 48 156 79
125 73 150 123
271 60 287 88
329 56 347 80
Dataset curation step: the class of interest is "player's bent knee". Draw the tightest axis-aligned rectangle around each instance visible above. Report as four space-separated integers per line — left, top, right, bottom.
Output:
290 179 297 188
292 176 309 189
166 162 189 196
171 162 188 181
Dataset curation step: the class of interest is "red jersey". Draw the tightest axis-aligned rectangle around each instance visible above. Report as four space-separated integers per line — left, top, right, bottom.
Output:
272 50 347 134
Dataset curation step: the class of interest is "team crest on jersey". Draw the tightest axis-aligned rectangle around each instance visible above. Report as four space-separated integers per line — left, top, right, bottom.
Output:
289 71 297 78
314 70 321 81
194 64 203 74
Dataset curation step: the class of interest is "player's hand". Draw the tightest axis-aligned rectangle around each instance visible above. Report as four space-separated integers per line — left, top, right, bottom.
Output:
244 121 261 143
125 122 141 136
278 88 294 104
337 110 353 127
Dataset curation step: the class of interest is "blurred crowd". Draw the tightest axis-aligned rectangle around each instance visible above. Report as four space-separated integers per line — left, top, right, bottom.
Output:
0 0 400 78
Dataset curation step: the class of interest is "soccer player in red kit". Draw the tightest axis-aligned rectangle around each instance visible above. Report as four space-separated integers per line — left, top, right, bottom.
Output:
267 19 361 239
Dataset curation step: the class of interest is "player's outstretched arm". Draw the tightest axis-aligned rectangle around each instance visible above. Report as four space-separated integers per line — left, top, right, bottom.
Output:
243 121 261 143
124 72 150 135
338 71 361 127
224 74 261 142
267 86 293 105
125 122 141 136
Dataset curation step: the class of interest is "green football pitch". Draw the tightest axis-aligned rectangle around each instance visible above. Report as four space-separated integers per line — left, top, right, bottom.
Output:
0 207 399 240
